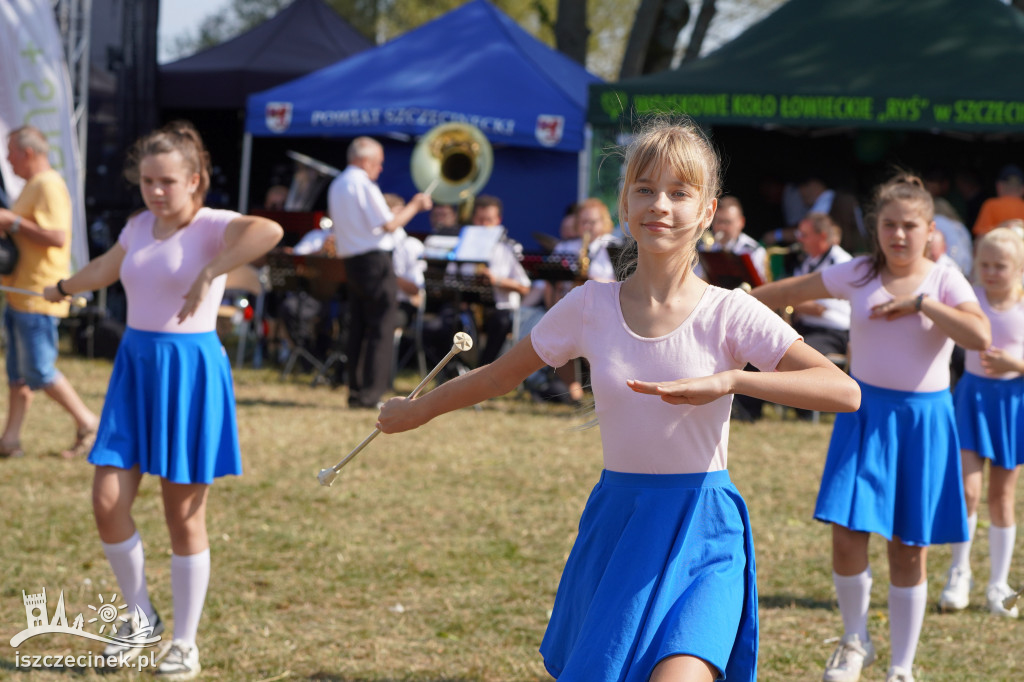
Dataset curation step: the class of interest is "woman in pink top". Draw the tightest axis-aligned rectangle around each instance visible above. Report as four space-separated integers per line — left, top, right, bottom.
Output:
940 227 1024 619
754 174 990 682
377 119 860 682
44 121 282 680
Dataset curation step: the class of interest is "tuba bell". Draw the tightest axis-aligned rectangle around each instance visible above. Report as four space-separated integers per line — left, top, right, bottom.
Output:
411 122 493 207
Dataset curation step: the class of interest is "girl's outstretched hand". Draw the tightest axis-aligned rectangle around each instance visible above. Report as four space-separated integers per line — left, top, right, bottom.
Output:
377 397 427 434
980 347 1021 376
868 296 917 320
42 285 63 303
627 374 732 406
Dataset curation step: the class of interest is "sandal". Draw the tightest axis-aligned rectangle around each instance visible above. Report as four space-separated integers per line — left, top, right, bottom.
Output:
61 426 97 460
0 441 25 458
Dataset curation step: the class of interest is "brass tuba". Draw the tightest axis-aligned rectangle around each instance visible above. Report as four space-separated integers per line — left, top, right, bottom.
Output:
411 122 493 207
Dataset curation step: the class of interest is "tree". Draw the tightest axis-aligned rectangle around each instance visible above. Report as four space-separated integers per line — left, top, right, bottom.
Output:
682 0 715 63
619 0 687 79
552 0 588 65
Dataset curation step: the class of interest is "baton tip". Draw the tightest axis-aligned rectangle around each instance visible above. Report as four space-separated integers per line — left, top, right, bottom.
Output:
453 331 473 351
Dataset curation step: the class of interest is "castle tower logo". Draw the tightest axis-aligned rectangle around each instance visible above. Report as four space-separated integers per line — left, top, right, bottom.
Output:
10 588 161 649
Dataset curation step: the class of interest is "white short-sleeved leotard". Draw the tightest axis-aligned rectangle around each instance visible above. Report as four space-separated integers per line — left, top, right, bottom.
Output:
119 207 235 333
821 256 978 392
965 286 1024 380
530 280 800 474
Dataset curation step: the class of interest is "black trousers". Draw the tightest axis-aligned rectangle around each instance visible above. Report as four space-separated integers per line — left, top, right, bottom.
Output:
343 250 398 407
479 308 514 367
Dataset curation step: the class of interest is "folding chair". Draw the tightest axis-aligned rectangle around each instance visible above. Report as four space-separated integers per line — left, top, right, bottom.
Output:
267 251 348 387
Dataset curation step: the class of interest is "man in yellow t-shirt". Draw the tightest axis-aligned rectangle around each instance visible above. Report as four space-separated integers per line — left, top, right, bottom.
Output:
0 125 98 459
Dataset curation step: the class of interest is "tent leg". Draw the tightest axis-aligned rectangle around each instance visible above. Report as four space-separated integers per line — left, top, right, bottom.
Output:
239 132 253 213
578 124 592 203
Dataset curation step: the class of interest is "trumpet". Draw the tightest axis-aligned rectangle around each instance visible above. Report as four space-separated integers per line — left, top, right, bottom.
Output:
577 228 592 282
700 229 726 249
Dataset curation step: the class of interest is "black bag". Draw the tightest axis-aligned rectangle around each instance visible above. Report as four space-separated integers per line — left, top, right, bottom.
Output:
0 234 18 275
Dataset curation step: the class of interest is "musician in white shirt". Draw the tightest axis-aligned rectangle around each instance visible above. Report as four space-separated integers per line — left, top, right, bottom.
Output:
327 137 431 408
697 195 767 283
790 212 852 356
462 195 530 366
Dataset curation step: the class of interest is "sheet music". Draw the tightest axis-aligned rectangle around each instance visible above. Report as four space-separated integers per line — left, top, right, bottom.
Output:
422 235 460 260
453 225 505 263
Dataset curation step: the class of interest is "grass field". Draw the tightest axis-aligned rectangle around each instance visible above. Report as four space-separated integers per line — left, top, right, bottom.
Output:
0 351 1020 681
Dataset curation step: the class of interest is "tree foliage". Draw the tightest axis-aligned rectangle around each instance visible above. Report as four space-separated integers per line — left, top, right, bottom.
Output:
162 0 788 81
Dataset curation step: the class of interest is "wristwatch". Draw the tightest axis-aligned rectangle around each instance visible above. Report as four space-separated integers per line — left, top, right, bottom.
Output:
9 216 21 234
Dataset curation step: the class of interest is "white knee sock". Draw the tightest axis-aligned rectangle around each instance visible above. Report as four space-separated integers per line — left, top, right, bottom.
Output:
833 568 872 642
988 524 1016 588
888 582 927 672
101 531 156 621
170 549 210 646
949 513 977 572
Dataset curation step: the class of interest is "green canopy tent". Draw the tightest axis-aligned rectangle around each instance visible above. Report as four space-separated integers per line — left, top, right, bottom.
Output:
586 0 1024 233
590 0 1024 132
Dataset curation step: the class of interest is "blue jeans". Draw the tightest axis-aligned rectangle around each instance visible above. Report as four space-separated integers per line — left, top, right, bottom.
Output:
4 307 61 389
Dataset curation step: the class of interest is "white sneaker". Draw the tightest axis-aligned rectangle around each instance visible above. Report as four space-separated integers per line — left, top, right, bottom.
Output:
938 566 972 611
102 610 164 662
886 665 915 682
823 633 876 682
155 640 201 680
986 583 1020 619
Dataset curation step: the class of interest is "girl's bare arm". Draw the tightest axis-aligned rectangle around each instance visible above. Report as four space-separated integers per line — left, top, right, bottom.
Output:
378 335 548 433
751 271 832 311
628 339 861 413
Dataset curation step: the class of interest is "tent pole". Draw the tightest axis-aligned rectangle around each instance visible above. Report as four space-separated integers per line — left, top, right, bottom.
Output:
578 124 592 202
239 132 253 213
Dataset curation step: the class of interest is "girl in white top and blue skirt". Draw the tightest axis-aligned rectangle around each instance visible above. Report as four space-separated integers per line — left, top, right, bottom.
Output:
754 174 991 682
378 118 860 682
940 226 1024 619
45 121 283 680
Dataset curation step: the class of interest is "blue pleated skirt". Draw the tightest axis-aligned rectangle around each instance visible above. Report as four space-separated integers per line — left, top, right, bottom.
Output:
540 469 757 682
88 328 242 484
953 371 1024 470
815 380 967 546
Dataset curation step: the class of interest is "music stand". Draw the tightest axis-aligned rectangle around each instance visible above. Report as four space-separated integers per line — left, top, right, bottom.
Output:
419 228 510 393
283 150 341 212
698 251 764 290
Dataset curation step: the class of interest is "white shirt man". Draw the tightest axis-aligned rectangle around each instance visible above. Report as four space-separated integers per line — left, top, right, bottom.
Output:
792 212 852 347
326 136 430 408
696 196 766 283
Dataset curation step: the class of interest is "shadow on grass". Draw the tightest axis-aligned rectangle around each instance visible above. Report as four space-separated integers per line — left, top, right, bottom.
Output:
759 593 835 611
234 397 329 409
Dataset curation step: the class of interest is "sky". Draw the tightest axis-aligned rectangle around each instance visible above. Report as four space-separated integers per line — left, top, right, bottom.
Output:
158 0 233 63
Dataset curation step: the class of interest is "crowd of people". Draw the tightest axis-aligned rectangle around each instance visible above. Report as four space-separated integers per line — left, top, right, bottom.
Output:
1 115 1022 682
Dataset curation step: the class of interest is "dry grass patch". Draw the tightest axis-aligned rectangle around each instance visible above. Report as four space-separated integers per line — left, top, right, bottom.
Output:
0 355 1020 680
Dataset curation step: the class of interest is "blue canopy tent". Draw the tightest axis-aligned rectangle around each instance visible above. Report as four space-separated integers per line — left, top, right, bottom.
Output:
241 0 602 249
160 0 373 110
